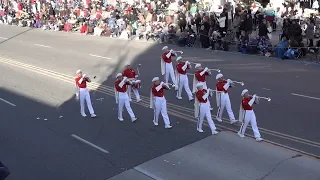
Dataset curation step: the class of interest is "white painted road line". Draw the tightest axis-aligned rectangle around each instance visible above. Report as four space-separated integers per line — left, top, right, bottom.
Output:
89 54 112 59
34 44 51 48
0 37 8 39
71 134 110 154
0 98 16 107
134 167 163 180
291 93 320 101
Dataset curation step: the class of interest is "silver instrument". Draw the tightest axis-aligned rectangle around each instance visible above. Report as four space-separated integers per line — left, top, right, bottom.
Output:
232 80 244 86
208 68 221 72
257 96 271 102
173 51 183 54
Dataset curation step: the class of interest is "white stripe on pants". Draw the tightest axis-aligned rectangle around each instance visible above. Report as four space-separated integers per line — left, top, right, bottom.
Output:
216 93 235 120
79 88 94 115
239 110 261 138
164 62 177 85
118 92 135 119
154 97 170 125
127 85 140 100
197 102 216 132
178 74 193 99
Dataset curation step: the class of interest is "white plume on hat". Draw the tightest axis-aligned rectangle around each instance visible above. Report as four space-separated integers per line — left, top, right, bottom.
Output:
162 46 168 50
176 56 182 61
76 69 82 74
152 77 159 82
241 89 249 96
195 63 201 68
216 73 223 80
116 73 122 78
196 83 203 88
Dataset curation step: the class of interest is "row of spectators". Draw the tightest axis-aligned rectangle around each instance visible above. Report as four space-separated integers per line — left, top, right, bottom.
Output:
0 0 320 61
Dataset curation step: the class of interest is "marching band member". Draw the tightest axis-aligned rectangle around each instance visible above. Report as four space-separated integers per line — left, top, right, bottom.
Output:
175 56 193 101
114 73 138 122
192 63 211 93
161 46 178 90
122 64 142 102
150 77 172 129
75 69 97 118
194 83 218 134
215 73 237 124
238 89 263 142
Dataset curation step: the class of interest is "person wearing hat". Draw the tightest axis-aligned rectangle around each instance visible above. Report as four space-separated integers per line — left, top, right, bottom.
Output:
238 89 263 142
215 73 237 124
161 46 178 90
122 64 142 102
114 73 138 122
149 77 172 129
75 70 97 118
192 63 211 93
175 56 193 101
194 83 218 135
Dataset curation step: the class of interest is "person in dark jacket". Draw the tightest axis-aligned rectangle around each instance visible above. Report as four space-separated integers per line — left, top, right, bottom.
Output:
0 161 10 180
258 19 269 39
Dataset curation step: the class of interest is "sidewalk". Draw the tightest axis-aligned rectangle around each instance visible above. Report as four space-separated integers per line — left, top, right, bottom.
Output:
108 131 320 180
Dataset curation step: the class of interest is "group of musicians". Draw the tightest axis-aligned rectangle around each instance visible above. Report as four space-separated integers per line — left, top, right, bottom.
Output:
75 46 264 142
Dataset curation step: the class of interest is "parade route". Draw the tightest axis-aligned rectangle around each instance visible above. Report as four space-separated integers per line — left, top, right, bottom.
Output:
0 25 319 180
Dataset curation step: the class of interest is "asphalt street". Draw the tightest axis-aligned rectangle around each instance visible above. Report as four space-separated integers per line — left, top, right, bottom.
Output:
0 25 319 179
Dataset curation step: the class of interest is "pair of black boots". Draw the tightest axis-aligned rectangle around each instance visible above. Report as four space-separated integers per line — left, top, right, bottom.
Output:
0 161 10 180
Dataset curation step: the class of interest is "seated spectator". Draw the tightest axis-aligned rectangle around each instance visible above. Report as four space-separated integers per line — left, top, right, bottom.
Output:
275 36 289 58
283 38 301 59
80 22 88 34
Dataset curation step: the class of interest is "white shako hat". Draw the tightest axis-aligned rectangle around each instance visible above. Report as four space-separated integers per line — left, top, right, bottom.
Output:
176 56 182 61
76 69 82 74
196 83 203 88
195 63 201 68
116 73 122 78
241 89 249 96
152 77 159 82
162 46 168 50
216 73 223 80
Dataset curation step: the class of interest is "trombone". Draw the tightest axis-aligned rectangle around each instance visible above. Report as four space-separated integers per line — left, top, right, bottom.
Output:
173 50 183 54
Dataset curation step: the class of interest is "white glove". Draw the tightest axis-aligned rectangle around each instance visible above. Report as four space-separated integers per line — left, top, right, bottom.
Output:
169 49 173 53
207 88 211 92
83 74 87 78
227 79 233 83
160 81 164 85
135 80 141 83
186 61 189 64
252 94 257 99
123 77 127 80
135 75 138 78
204 67 208 72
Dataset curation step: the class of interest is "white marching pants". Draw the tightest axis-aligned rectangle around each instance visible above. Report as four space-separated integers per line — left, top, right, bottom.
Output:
154 97 170 125
164 62 177 86
177 74 193 100
197 102 217 132
79 88 95 115
216 93 235 120
118 92 136 120
239 110 261 138
127 85 140 101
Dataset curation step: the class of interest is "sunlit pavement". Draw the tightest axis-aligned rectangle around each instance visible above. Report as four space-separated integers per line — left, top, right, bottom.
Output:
0 25 319 180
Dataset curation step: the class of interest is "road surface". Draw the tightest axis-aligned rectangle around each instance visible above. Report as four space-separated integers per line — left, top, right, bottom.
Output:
0 25 319 180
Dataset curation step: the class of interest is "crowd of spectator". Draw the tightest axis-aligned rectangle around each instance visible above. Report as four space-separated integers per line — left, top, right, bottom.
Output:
0 0 320 61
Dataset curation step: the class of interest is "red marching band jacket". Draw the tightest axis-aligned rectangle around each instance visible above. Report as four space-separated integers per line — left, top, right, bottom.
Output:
123 68 140 88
